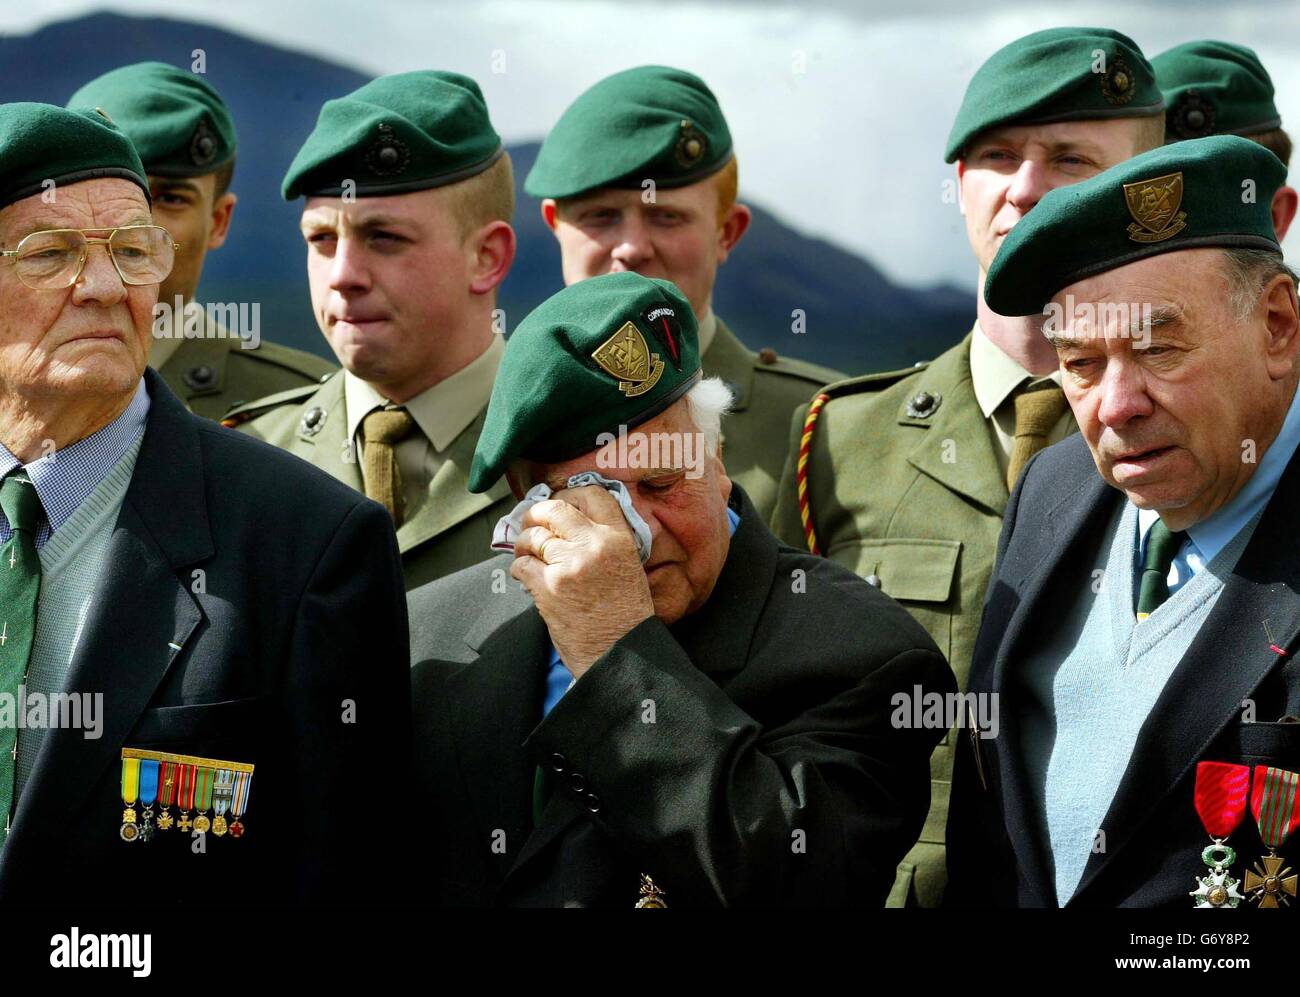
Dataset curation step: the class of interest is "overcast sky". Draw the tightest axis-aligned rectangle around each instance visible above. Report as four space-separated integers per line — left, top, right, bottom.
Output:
5 0 1297 290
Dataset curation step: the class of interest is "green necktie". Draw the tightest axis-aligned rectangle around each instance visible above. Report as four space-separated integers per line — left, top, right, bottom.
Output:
0 471 42 842
1136 519 1186 622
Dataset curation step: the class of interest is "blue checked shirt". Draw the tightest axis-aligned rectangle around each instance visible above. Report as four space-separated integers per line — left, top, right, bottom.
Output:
0 379 150 549
542 504 741 717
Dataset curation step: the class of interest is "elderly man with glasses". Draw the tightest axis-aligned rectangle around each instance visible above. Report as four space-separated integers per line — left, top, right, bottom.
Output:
0 103 410 906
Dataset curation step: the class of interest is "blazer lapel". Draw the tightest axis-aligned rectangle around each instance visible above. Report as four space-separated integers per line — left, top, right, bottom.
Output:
1070 447 1300 903
445 581 548 882
4 371 211 856
990 455 1114 906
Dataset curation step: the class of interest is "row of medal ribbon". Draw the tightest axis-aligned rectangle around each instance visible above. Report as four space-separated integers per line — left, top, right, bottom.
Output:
1192 762 1300 908
119 749 254 843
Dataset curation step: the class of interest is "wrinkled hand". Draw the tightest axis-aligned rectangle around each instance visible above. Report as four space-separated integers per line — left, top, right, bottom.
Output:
511 485 654 678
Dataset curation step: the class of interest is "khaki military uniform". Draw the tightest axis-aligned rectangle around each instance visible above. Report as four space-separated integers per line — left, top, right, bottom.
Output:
770 324 1075 907
701 313 843 522
150 312 335 420
223 336 512 590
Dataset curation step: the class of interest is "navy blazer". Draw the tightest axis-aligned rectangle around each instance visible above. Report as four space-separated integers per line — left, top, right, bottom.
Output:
0 369 411 906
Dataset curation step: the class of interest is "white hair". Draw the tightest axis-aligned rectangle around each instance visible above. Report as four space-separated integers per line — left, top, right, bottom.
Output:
684 376 733 458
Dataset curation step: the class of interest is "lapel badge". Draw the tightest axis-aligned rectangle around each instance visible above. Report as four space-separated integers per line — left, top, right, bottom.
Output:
1124 172 1188 244
635 873 668 908
675 119 706 169
366 122 411 177
1100 54 1136 106
591 321 665 398
119 748 254 843
905 390 941 419
299 406 327 437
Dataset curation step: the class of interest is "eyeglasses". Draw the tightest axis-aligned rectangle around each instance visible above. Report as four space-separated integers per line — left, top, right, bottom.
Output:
0 225 179 291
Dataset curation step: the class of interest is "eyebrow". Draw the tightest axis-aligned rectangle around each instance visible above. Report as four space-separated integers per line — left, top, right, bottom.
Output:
151 178 201 194
300 211 417 232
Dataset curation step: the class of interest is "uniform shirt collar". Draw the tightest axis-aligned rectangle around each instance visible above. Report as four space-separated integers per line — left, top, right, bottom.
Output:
344 335 503 452
969 320 1061 418
0 377 150 539
1139 380 1300 568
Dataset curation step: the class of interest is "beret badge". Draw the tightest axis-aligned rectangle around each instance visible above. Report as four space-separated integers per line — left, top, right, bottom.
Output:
591 321 665 398
1123 171 1188 244
189 118 218 167
366 122 410 177
1168 91 1217 140
674 119 707 168
1101 55 1136 106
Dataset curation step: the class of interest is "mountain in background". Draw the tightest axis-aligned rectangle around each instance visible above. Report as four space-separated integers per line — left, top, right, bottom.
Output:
1 10 974 375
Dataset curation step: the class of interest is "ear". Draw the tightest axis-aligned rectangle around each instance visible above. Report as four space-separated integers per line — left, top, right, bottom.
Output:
206 192 237 251
540 198 559 233
1271 186 1298 244
468 220 517 295
1262 271 1300 380
716 202 751 264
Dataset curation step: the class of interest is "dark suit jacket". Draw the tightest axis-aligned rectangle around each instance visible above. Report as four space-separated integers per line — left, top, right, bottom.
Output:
408 484 955 907
0 369 411 906
946 433 1300 907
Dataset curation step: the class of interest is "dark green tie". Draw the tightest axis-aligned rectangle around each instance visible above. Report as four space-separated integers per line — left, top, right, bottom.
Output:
0 471 42 842
1136 519 1186 622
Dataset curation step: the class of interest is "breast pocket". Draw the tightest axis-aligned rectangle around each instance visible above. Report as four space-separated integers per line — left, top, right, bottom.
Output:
827 537 960 651
128 695 271 748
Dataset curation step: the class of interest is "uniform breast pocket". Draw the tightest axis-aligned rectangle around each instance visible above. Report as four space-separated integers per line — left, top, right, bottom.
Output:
128 695 271 746
1229 721 1300 769
827 537 960 645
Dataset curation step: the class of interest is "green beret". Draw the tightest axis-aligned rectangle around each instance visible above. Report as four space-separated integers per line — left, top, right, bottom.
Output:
283 70 503 200
67 62 236 177
984 135 1285 316
469 272 702 493
0 102 149 211
945 28 1162 163
1153 41 1281 141
524 65 732 200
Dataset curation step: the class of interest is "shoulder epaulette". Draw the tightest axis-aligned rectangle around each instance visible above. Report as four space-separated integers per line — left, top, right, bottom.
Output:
219 375 332 428
751 347 845 386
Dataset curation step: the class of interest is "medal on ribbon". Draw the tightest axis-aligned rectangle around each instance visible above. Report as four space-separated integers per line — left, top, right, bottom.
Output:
120 749 254 839
212 769 234 837
1245 765 1300 908
119 756 141 842
157 761 177 831
137 759 159 843
229 769 252 839
1189 761 1250 908
176 760 196 832
192 764 215 834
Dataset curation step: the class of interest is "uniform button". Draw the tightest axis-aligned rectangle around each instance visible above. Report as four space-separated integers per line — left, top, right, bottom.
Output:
585 792 602 814
865 574 882 588
184 365 216 390
758 347 778 365
549 752 567 774
299 406 327 437
568 772 586 794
